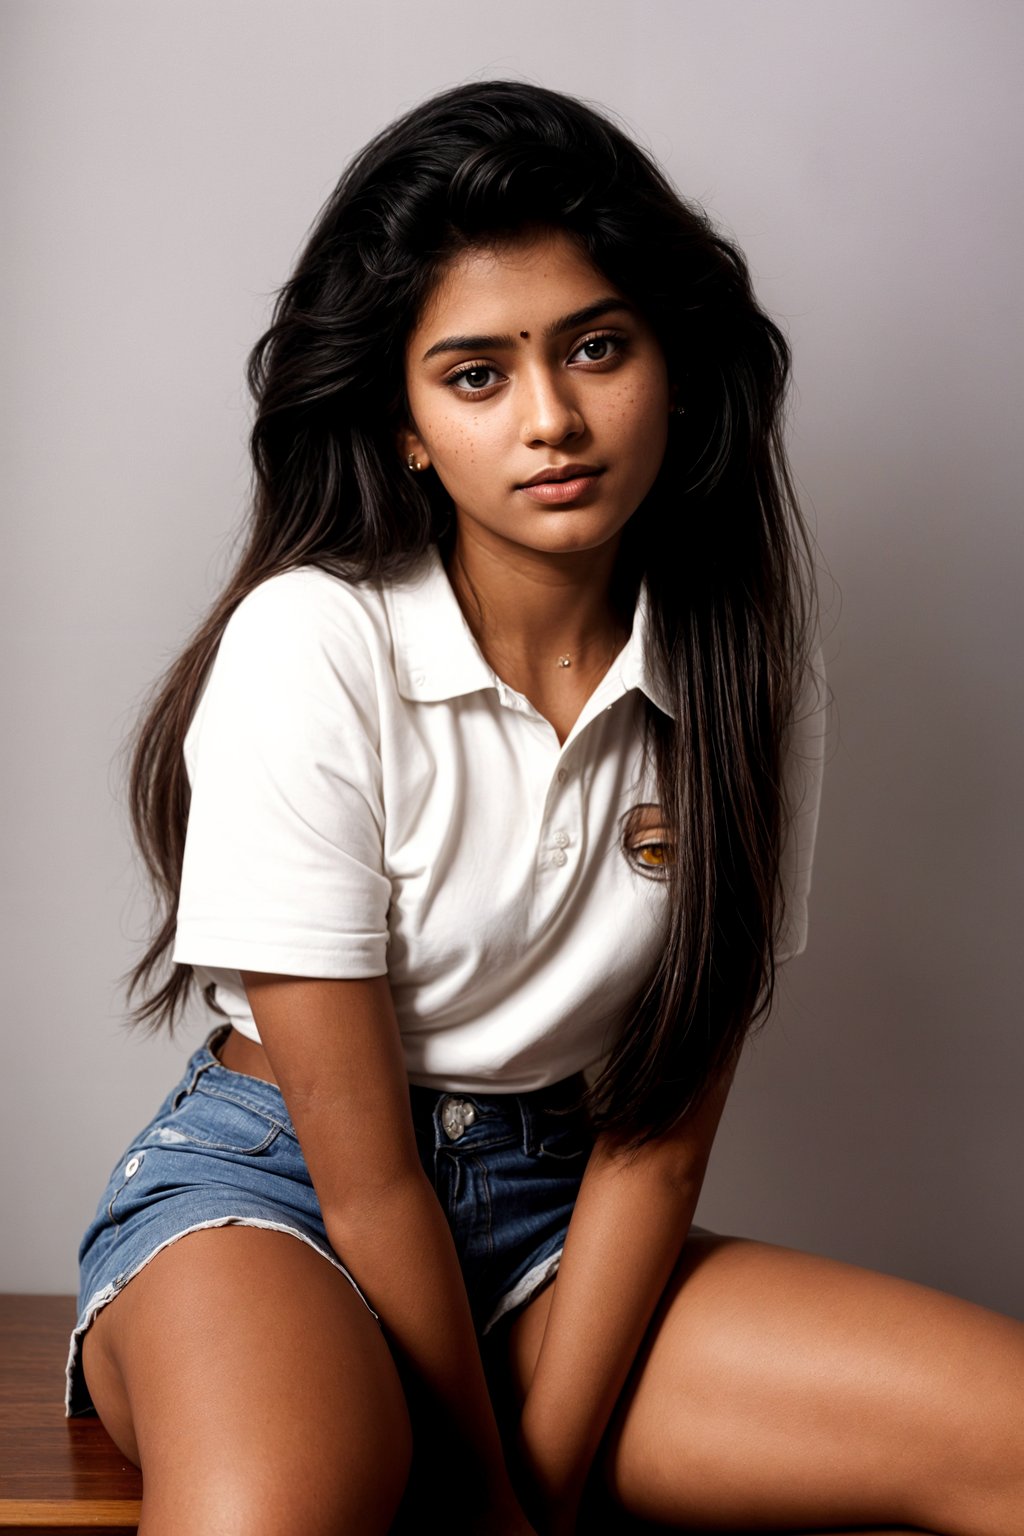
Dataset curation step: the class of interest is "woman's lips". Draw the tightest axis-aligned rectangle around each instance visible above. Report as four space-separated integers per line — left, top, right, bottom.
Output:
517 471 604 504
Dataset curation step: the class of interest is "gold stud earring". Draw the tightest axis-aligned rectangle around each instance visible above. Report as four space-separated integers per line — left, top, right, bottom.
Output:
406 454 422 471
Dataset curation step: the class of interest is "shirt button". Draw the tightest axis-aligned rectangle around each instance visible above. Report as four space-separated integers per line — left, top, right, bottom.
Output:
411 670 426 687
553 830 570 848
552 849 568 867
556 768 568 784
124 1156 141 1178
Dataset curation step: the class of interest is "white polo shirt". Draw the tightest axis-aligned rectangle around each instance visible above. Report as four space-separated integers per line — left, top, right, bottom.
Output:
172 545 824 1092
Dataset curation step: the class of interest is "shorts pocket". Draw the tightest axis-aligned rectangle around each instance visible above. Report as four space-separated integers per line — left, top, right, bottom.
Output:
155 1086 284 1155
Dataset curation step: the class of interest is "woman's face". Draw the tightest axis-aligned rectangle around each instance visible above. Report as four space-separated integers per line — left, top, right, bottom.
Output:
401 230 672 564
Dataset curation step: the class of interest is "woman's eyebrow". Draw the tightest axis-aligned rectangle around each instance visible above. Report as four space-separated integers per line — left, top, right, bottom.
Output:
420 298 632 362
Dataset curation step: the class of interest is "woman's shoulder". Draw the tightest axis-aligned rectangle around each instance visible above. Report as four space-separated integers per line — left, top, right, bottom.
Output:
185 565 416 770
226 564 388 645
218 547 457 696
190 565 418 748
217 558 435 685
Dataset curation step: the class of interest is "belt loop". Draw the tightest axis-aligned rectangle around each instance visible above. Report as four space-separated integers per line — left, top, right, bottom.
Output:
171 1043 219 1110
518 1093 538 1157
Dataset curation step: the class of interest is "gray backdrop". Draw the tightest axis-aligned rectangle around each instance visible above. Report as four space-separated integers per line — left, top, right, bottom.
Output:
3 0 1022 1319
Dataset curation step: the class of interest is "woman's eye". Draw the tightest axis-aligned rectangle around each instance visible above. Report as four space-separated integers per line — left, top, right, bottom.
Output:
447 364 501 392
570 332 623 365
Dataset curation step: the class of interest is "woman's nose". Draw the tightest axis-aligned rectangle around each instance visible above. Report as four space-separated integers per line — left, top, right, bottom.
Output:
519 370 584 446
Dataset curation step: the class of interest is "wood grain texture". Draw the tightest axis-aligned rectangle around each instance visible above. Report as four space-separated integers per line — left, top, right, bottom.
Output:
0 1295 141 1533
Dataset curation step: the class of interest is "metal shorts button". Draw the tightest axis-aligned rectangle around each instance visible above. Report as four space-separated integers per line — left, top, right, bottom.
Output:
124 1156 141 1178
440 1097 477 1141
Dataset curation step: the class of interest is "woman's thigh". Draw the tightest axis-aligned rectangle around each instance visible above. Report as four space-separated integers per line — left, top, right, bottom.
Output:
506 1232 1024 1535
82 1224 412 1536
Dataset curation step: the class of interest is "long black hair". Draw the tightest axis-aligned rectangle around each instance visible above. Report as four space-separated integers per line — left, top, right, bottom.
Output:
125 80 817 1148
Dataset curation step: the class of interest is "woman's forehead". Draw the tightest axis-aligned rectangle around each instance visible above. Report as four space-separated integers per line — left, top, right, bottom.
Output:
409 231 623 353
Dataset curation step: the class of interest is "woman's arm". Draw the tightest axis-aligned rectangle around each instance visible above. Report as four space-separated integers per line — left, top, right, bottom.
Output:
516 1057 737 1534
241 970 534 1535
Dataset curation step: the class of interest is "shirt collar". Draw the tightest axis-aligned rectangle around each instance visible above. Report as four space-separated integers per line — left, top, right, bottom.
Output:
614 583 675 719
384 544 675 719
384 545 496 703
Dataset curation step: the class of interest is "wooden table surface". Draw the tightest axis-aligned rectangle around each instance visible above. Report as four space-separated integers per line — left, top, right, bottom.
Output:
0 1294 141 1534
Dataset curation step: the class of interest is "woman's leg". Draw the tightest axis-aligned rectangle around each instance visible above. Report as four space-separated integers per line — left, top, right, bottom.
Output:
505 1233 1023 1534
81 1224 412 1536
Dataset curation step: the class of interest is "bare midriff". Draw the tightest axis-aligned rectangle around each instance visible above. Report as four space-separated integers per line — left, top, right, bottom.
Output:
215 1026 281 1088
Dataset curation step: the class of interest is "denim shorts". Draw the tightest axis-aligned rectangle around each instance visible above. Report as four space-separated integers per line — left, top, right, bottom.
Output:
66 1025 594 1416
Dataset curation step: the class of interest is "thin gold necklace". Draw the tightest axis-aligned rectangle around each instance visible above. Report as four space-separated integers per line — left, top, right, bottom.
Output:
555 625 628 672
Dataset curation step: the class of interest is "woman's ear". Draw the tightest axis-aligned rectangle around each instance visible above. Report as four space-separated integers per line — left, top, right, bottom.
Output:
397 426 430 474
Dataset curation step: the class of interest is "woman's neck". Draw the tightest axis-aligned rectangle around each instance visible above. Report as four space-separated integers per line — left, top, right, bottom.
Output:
444 528 634 741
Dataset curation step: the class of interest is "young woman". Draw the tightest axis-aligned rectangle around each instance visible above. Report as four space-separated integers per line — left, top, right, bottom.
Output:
67 81 1023 1536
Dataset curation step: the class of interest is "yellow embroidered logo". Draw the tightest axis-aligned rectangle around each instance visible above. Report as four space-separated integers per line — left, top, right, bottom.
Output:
620 803 674 880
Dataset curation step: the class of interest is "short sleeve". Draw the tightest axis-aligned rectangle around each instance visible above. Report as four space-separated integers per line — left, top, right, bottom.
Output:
775 646 828 962
171 570 392 978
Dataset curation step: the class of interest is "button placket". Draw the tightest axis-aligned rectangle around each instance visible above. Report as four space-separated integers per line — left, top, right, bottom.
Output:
542 752 581 872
